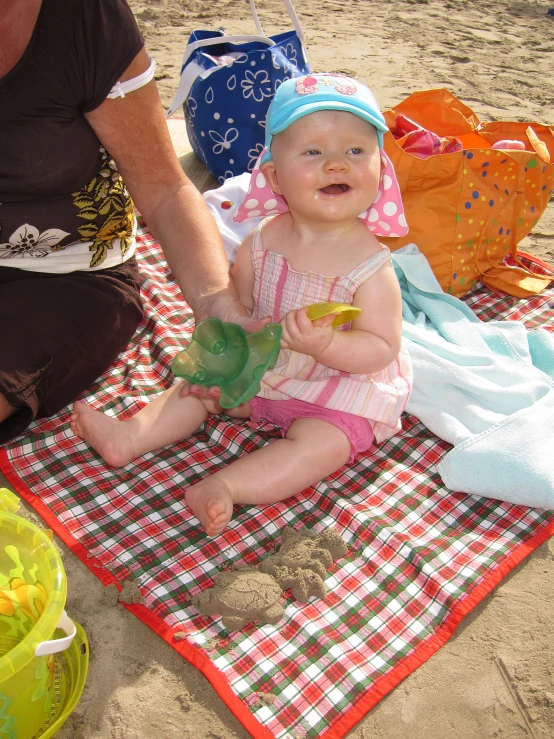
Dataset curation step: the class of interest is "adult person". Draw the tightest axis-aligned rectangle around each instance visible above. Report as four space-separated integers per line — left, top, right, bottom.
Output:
0 0 263 443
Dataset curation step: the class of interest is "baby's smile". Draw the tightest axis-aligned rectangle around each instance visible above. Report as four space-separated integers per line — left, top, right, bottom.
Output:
319 183 351 195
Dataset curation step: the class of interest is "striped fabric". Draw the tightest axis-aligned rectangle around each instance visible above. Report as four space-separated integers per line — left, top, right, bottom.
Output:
251 221 413 443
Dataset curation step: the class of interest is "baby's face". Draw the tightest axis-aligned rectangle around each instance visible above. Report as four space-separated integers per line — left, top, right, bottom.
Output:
262 110 381 225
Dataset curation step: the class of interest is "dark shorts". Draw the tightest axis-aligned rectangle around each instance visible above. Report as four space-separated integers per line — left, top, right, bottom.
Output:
0 258 143 444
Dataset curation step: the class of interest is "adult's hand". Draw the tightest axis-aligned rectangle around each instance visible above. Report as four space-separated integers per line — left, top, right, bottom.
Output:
193 288 270 335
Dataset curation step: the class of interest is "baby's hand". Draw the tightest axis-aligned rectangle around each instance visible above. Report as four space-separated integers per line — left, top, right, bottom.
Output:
280 308 336 357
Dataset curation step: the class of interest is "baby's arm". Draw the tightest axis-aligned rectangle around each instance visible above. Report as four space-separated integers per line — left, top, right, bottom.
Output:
282 260 402 375
231 231 255 313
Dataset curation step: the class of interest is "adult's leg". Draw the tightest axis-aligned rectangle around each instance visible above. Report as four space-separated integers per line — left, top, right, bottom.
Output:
0 259 142 444
0 393 15 425
185 417 351 536
38 259 143 417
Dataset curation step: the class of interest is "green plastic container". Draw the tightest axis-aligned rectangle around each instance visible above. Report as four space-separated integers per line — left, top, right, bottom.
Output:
0 488 87 739
172 319 282 408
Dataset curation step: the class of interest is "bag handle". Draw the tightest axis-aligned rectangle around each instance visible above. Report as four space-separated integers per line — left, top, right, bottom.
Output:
248 0 306 46
178 34 276 73
481 255 553 297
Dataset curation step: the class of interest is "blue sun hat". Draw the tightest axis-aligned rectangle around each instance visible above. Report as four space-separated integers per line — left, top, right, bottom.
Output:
261 73 389 163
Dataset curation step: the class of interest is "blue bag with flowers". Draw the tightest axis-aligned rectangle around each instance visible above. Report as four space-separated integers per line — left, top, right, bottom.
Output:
166 0 309 183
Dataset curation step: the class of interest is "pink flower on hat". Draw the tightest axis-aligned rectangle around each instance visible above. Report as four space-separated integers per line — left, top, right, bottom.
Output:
296 75 319 95
295 74 358 97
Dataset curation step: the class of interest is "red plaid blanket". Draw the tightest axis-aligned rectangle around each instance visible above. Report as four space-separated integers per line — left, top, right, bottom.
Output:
1 224 553 739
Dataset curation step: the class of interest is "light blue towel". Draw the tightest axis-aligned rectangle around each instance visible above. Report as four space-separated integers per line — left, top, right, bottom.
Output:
393 245 554 509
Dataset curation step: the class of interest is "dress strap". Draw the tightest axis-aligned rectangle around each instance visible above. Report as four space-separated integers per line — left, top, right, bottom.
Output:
251 218 268 259
348 246 391 286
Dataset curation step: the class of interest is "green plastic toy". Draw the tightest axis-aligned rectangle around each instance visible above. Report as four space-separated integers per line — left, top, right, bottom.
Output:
172 304 359 409
172 318 282 409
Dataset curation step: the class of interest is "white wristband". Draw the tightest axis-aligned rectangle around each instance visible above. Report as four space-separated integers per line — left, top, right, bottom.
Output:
107 55 156 99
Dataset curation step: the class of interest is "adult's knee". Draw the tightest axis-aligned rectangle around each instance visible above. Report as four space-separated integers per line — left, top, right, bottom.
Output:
0 393 15 424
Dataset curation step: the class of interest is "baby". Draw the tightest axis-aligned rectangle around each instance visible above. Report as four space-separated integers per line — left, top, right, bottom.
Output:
72 73 413 536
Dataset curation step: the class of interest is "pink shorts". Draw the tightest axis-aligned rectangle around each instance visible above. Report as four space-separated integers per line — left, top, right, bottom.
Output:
250 397 374 463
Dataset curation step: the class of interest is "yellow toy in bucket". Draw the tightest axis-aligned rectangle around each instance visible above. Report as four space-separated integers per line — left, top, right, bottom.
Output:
0 488 88 739
306 302 362 328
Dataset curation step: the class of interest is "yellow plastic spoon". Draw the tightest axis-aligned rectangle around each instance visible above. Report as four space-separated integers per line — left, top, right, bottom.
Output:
306 302 362 328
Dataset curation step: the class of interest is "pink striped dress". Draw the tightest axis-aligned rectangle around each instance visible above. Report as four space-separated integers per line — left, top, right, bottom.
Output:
251 221 413 444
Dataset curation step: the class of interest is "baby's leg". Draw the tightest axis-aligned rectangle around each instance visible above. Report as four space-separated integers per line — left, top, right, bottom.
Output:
71 381 210 467
185 417 351 536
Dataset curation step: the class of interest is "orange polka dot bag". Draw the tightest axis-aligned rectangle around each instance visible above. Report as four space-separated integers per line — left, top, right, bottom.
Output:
380 88 554 298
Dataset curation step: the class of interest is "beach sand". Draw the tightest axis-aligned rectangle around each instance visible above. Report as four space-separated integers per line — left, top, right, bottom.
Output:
5 1 554 738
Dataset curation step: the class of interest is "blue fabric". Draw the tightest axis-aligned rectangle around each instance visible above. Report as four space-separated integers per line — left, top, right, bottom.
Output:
393 245 554 509
183 29 309 183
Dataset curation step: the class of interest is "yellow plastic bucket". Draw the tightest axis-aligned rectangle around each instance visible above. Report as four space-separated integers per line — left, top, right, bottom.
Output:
35 620 89 739
0 488 87 739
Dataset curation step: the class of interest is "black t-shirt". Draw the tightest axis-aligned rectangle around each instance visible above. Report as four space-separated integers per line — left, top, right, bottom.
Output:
0 0 144 270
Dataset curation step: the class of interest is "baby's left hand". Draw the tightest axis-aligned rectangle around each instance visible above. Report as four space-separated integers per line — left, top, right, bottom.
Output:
280 308 336 357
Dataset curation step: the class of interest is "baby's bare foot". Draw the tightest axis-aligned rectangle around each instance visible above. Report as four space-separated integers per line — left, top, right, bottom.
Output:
71 401 136 467
185 477 234 536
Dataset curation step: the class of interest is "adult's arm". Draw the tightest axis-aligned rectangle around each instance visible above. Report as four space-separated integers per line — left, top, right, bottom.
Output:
85 49 267 330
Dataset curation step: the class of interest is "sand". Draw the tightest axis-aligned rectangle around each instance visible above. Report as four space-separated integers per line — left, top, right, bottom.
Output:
190 527 349 629
4 1 554 737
